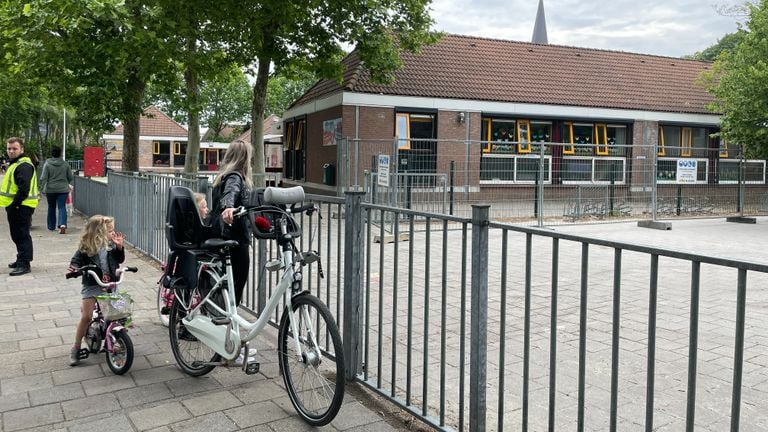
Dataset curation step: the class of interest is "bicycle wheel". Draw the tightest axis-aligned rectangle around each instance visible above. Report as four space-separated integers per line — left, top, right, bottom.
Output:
168 291 220 376
157 285 172 327
278 293 345 426
106 331 133 375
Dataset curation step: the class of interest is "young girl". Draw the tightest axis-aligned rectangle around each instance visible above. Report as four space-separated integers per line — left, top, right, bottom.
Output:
67 215 125 366
193 192 209 220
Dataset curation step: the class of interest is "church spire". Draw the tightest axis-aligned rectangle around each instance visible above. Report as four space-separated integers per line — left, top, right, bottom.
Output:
531 0 548 44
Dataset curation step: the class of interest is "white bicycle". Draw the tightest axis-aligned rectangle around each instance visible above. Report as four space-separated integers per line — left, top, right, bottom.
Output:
166 186 344 426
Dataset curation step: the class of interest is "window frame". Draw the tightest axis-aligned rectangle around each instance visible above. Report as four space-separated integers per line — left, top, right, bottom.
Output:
681 127 693 157
517 119 532 153
560 155 627 185
717 159 766 184
658 126 666 157
479 153 552 185
483 118 492 153
595 124 609 155
719 138 729 158
395 113 411 150
563 122 575 155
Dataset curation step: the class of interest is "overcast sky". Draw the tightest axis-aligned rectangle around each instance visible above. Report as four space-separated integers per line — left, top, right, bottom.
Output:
429 0 746 58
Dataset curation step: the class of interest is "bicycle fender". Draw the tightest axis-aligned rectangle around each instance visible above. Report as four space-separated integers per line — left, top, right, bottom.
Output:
111 325 127 333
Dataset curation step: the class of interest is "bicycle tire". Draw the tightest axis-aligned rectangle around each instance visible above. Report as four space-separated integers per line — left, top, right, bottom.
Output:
168 290 220 376
278 293 345 426
106 331 133 375
157 285 171 327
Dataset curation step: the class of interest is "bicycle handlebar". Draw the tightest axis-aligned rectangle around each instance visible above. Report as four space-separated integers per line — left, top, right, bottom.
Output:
66 264 138 287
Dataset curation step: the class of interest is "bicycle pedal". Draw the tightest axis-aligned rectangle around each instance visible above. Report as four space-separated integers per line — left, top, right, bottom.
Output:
77 348 90 360
211 317 231 325
244 361 260 375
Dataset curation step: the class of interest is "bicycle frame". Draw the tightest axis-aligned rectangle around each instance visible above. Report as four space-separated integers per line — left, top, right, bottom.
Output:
180 237 313 362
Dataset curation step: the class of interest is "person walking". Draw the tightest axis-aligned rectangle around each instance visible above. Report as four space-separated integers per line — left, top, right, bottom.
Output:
0 137 39 276
39 146 74 233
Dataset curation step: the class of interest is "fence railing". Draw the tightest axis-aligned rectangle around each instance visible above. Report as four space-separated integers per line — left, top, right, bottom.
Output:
72 172 768 432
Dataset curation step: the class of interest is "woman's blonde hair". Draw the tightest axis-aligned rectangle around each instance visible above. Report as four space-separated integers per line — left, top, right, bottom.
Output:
213 140 253 189
79 215 114 256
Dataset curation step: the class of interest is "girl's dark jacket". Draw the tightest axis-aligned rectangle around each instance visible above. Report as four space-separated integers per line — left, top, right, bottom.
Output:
207 172 251 246
69 246 125 288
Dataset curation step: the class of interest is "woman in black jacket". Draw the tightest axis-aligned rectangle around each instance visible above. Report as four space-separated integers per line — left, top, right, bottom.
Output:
209 139 252 305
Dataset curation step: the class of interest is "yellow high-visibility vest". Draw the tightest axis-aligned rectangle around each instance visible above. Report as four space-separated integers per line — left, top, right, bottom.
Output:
0 156 39 208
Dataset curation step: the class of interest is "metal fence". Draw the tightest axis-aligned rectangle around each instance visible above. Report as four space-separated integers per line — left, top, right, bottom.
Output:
71 171 336 322
71 173 768 432
338 138 768 226
347 201 768 432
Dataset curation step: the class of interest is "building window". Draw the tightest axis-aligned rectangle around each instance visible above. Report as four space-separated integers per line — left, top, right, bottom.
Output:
396 113 411 149
595 124 609 155
152 141 170 167
199 149 219 171
560 122 627 183
480 117 552 184
480 155 552 183
294 120 305 180
284 120 306 180
718 159 766 184
719 138 729 158
284 123 294 178
173 142 186 167
517 120 531 153
659 126 708 158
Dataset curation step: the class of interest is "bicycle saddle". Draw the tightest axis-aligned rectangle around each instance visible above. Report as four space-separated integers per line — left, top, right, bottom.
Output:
200 238 240 251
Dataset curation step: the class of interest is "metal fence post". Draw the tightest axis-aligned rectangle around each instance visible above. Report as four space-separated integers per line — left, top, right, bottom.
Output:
470 204 489 432
343 190 365 380
538 142 545 227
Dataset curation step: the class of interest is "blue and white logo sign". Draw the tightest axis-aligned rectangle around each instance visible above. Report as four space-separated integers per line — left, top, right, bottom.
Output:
676 159 697 183
377 155 390 187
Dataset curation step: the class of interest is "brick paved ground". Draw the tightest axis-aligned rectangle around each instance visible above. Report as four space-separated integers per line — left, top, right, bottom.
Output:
0 202 412 432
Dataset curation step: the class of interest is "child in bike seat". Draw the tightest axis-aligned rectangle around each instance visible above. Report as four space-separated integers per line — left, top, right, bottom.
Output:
66 215 125 366
194 192 209 220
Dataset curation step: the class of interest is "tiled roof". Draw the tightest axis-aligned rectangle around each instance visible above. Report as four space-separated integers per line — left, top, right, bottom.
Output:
202 125 239 141
293 34 717 115
112 105 188 137
231 115 282 144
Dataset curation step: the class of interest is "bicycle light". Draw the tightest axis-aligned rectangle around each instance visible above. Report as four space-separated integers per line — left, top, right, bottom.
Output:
254 215 271 232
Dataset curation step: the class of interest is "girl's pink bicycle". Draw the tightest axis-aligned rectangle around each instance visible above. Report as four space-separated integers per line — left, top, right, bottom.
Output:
67 264 138 375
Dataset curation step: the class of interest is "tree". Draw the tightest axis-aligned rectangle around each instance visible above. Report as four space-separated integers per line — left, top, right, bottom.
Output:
703 0 768 158
265 70 318 117
0 0 175 171
201 66 252 138
218 0 439 186
685 31 747 61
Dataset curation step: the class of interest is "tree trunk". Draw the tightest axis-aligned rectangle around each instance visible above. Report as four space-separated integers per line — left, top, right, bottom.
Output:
250 56 270 188
122 70 146 172
184 36 201 175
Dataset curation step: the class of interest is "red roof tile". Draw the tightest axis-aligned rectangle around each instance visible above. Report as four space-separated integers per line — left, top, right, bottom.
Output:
112 105 188 137
293 34 717 115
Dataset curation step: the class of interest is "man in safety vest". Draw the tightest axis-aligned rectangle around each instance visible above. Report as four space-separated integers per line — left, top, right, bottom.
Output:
1 137 39 276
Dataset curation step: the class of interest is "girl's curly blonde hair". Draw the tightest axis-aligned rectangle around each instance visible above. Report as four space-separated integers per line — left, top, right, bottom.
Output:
78 215 114 256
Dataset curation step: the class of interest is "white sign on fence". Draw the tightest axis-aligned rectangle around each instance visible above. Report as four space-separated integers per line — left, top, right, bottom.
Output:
377 155 390 187
676 159 698 183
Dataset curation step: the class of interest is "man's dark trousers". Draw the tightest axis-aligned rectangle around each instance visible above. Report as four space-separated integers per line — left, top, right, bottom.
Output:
6 206 34 264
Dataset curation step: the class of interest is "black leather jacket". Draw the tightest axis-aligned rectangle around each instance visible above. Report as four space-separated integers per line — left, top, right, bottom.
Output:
70 246 125 288
208 172 251 245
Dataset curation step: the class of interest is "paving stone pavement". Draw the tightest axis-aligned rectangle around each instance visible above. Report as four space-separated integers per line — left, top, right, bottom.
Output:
0 202 410 432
